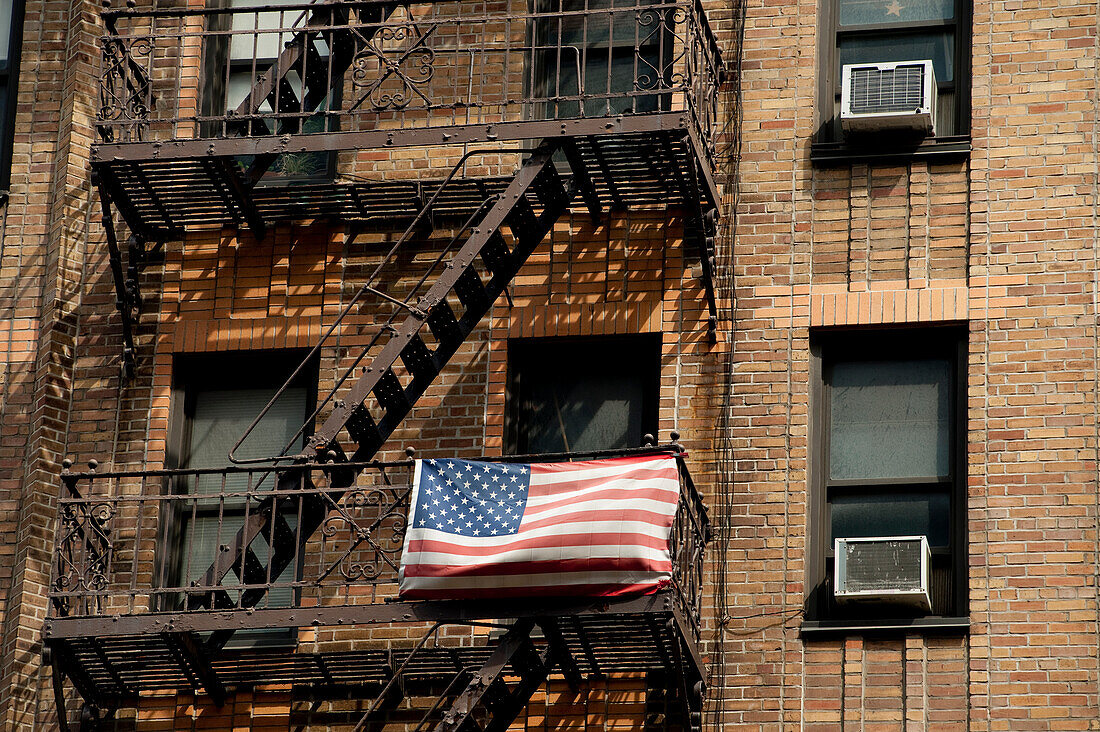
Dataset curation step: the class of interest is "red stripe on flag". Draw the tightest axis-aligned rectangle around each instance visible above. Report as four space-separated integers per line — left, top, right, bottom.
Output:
527 463 678 497
402 556 670 578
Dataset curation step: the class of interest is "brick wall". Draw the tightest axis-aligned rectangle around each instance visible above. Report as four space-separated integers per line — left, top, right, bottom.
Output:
4 0 1100 726
729 0 1100 725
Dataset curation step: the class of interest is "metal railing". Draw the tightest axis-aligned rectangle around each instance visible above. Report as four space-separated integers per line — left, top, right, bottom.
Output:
96 0 722 158
48 449 710 638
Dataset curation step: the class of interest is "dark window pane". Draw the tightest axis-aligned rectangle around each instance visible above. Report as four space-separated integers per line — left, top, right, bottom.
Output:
533 0 665 118
510 337 657 454
839 30 954 82
839 0 953 26
547 47 660 116
830 491 950 546
188 385 307 491
0 0 12 61
520 367 645 453
183 384 307 604
829 358 951 481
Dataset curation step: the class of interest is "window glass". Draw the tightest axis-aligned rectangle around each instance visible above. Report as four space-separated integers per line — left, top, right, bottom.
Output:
508 336 658 455
839 0 953 26
532 0 664 117
838 30 954 82
0 0 12 61
812 332 963 623
828 358 951 481
212 0 333 179
188 385 307 492
519 367 645 453
180 384 306 611
830 491 950 546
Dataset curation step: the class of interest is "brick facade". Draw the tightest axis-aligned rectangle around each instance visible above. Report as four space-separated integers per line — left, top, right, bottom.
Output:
0 0 1098 727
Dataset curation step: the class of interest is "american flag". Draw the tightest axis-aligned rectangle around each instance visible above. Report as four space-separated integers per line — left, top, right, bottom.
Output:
398 454 681 599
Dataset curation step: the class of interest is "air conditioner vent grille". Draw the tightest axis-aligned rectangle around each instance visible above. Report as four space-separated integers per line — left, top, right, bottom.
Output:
848 64 927 115
841 539 924 593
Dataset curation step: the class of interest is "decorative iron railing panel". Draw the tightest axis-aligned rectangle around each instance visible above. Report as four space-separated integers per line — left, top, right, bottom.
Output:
51 460 415 619
49 452 709 639
96 0 722 161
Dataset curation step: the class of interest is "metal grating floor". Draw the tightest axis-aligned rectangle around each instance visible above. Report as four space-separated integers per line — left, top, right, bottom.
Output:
93 131 709 237
49 609 697 707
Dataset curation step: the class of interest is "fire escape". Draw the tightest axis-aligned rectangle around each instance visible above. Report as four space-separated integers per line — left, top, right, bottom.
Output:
47 0 722 728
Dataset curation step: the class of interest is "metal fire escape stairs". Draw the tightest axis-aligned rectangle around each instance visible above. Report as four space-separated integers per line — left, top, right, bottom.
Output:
93 0 404 378
351 619 580 732
85 2 708 724
171 142 593 727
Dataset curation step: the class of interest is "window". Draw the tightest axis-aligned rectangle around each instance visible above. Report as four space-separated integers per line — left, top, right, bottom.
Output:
530 0 669 119
814 0 970 158
0 0 26 195
506 335 660 455
165 351 316 644
807 328 966 628
202 0 334 181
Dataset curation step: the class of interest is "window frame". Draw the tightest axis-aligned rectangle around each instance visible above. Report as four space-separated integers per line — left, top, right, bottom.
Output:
504 334 661 456
0 0 26 197
162 349 318 648
804 326 969 634
811 0 972 165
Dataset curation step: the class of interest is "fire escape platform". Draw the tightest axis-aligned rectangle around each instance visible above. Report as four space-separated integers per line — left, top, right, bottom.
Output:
45 592 703 707
92 123 717 237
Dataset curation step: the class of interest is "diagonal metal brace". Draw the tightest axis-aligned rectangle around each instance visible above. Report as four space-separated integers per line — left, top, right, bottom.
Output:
435 618 557 732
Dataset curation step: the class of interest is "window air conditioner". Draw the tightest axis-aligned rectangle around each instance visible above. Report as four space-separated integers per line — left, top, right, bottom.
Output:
841 60 936 135
834 536 931 611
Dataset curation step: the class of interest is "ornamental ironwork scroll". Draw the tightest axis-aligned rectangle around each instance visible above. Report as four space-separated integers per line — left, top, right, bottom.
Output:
51 499 116 617
98 35 154 142
668 466 709 641
635 6 689 93
348 22 438 112
315 484 411 583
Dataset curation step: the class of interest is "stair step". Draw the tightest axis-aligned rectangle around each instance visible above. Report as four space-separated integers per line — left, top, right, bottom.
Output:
345 402 383 450
479 232 513 277
302 40 330 91
373 367 411 414
400 334 439 384
453 268 489 316
426 301 467 351
531 165 568 208
505 197 537 239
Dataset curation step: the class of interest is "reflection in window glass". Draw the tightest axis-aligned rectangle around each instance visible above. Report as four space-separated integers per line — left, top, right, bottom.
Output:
839 0 953 26
509 337 657 455
533 0 665 118
181 385 307 610
829 358 951 481
830 491 950 546
838 31 954 82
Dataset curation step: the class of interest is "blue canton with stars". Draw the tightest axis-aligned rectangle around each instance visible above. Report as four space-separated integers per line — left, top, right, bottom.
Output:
413 459 531 537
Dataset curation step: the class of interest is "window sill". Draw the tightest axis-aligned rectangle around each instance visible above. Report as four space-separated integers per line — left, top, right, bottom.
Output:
800 616 970 638
810 135 971 167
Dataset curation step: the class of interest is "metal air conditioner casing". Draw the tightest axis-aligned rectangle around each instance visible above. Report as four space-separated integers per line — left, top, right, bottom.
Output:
834 536 932 610
841 60 936 135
